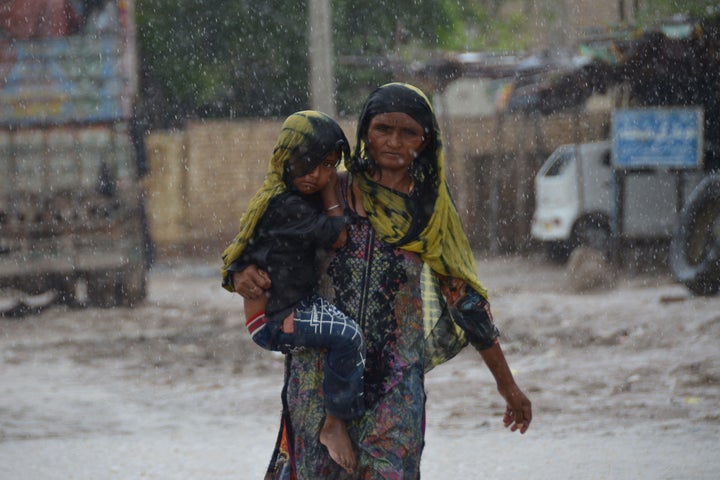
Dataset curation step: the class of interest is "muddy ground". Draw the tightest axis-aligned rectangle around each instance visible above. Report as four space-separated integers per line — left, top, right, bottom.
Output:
1 253 719 479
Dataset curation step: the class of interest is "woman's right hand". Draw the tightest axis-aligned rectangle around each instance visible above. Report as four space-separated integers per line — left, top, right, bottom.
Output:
232 265 271 299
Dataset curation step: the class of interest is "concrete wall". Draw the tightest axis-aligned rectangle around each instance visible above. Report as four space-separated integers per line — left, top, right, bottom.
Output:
144 118 356 259
144 112 609 259
438 111 609 251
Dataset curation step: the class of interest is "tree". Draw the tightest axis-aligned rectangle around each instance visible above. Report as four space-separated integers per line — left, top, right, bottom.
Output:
135 0 529 125
137 0 309 127
332 0 532 114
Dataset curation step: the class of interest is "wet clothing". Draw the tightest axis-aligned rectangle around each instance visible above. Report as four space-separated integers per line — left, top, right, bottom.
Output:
286 209 428 478
220 111 365 424
226 178 365 421
268 177 499 480
347 83 489 302
265 84 500 480
221 111 349 289
231 191 345 323
249 294 365 420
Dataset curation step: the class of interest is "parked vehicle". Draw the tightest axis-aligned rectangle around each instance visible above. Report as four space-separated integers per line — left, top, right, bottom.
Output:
531 141 614 262
0 0 149 308
532 107 709 266
669 175 720 295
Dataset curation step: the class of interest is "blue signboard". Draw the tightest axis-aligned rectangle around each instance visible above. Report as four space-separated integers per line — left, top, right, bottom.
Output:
611 108 703 169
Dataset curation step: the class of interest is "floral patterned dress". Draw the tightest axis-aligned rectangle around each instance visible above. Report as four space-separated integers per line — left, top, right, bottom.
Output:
285 208 428 479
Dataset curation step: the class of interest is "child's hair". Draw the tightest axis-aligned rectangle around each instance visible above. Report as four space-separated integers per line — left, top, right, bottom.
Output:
282 115 348 185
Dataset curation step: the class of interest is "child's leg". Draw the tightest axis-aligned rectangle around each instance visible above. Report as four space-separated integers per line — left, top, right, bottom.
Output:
288 295 365 418
244 295 273 349
245 311 276 351
286 295 365 473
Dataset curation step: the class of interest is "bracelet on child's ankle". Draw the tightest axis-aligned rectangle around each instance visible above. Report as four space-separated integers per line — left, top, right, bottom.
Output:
325 204 341 212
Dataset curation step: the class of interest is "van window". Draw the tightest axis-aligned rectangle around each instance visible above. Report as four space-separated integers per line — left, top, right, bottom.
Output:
544 150 573 176
601 150 611 166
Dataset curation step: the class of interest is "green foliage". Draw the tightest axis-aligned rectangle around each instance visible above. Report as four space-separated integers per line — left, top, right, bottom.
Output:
331 0 531 114
135 0 534 125
136 0 309 126
431 0 532 51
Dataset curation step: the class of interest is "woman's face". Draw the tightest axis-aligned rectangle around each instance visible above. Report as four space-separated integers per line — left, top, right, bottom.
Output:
290 150 339 195
366 112 427 174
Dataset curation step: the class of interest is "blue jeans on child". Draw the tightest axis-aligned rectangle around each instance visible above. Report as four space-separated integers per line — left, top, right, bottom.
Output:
248 293 365 420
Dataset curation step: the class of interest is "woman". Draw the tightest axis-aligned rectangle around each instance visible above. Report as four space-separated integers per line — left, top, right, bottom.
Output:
230 83 532 479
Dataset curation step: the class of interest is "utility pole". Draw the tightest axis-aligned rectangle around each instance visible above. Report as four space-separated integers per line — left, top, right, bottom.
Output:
308 0 336 116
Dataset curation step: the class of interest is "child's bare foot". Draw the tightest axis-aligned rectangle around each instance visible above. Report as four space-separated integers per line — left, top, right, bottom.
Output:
319 414 356 474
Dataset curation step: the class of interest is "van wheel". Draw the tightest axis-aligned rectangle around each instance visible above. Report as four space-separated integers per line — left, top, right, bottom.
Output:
56 276 87 307
87 271 119 308
669 175 720 296
572 217 611 258
117 264 147 307
546 241 572 263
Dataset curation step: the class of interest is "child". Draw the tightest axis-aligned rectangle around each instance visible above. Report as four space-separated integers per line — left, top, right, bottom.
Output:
221 111 364 474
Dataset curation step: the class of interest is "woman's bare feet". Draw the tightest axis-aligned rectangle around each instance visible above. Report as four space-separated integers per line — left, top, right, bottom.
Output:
319 414 356 474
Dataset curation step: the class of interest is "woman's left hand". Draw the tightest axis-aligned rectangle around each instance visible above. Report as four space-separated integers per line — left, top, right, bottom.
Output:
479 343 532 434
500 384 532 434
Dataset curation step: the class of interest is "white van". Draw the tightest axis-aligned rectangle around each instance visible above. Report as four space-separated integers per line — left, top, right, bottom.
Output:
531 141 613 261
532 139 707 262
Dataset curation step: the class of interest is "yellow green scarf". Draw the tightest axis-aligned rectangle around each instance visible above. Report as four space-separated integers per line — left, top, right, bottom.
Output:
348 83 488 300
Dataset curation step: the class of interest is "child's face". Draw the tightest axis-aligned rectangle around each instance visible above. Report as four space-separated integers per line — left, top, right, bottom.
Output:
291 151 339 195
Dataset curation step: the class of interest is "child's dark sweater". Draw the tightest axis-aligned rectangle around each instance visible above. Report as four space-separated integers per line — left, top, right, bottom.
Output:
238 191 345 322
